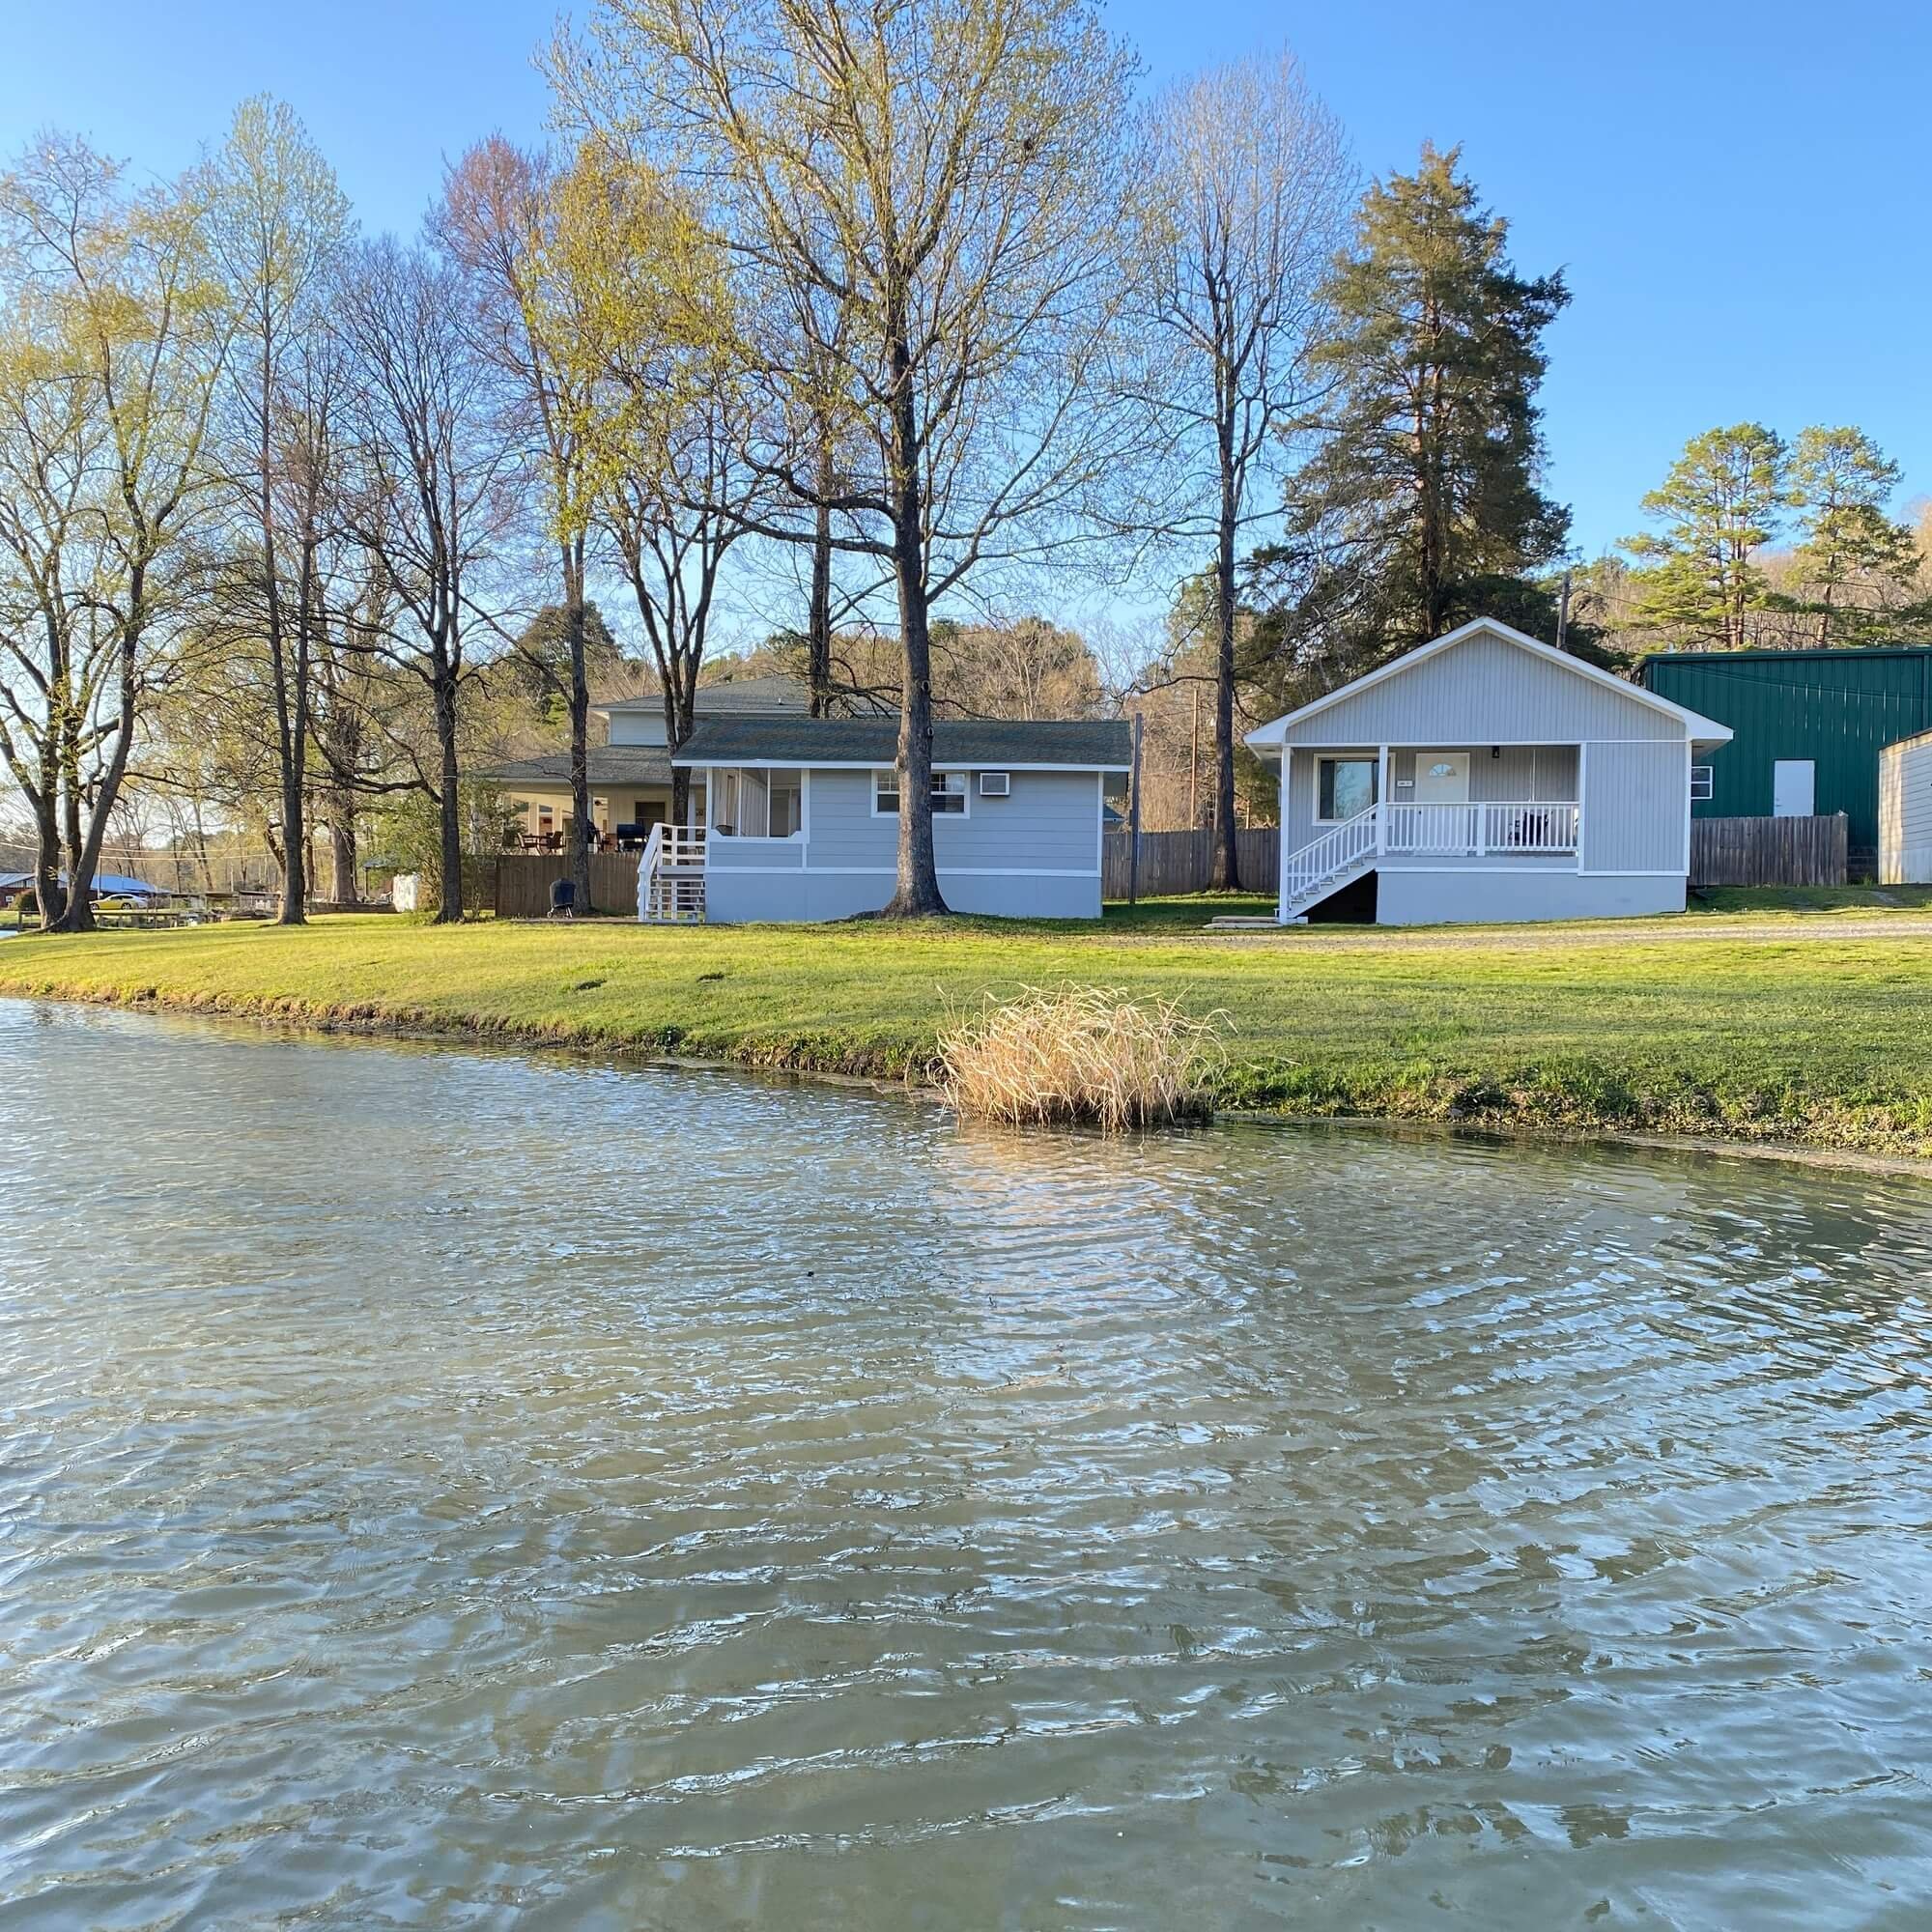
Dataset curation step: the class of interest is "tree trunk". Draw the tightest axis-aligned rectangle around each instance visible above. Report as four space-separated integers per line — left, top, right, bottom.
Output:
277 763 306 923
328 793 357 903
29 785 60 935
564 540 593 911
809 439 835 717
1209 423 1240 891
49 597 144 935
432 648 464 923
880 324 945 918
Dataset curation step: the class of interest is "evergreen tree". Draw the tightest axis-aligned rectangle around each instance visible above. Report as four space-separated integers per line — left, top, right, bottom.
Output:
1269 144 1570 671
1625 423 1788 650
1788 426 1918 643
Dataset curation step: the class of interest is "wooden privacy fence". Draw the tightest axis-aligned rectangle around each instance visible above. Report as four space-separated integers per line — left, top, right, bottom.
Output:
494 851 641 918
1690 813 1847 888
1102 828 1280 899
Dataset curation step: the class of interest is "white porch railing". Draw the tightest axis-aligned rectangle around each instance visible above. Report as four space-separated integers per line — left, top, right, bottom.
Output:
1281 801 1580 916
1384 801 1579 856
638 823 708 923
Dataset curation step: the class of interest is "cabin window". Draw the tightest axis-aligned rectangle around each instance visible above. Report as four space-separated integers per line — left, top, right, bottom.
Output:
1317 757 1378 822
1690 764 1714 802
874 770 968 816
767 772 803 838
710 767 803 838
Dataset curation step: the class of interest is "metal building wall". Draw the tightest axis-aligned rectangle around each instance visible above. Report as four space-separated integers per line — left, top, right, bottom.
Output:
1641 647 1932 855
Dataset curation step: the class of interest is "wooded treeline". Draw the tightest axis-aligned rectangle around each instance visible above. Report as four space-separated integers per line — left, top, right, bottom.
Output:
2 1 1923 923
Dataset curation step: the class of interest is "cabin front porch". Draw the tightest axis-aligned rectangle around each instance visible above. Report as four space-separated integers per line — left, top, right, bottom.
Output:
1280 744 1582 919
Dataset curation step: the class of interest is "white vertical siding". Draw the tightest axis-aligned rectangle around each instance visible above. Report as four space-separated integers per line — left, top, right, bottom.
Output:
1880 731 1932 883
1580 740 1689 872
1283 631 1680 746
1386 746 1579 804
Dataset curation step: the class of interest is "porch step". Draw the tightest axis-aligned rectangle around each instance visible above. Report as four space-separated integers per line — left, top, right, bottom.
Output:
1208 915 1282 929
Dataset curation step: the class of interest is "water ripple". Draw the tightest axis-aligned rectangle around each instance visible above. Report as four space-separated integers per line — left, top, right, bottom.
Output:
3 1000 1932 1928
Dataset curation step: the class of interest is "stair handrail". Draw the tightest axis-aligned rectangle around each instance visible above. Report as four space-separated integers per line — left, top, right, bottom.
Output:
637 821 665 922
1285 802 1379 903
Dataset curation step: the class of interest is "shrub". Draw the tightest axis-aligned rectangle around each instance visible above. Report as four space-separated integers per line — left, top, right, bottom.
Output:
936 984 1224 1131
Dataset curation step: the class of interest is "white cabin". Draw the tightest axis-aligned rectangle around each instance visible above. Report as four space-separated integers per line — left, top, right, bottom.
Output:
1245 618 1733 925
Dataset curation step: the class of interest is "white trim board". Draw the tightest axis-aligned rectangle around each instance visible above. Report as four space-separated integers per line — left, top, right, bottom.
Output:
676 756 1130 773
1244 618 1735 750
720 865 1102 878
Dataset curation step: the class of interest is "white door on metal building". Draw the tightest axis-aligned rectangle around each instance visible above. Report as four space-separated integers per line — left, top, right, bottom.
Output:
1773 759 1815 818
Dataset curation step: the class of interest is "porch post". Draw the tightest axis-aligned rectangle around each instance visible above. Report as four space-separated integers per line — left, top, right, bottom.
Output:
1376 746 1389 853
1277 748 1290 922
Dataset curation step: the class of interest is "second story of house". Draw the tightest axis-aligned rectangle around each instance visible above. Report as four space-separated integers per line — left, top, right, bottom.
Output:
597 674 810 749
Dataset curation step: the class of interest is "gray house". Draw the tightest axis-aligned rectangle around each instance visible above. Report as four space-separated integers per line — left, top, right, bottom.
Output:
642 716 1131 923
1246 618 1733 925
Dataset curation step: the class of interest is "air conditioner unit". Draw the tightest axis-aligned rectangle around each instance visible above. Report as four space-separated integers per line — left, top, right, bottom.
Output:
979 771 1010 798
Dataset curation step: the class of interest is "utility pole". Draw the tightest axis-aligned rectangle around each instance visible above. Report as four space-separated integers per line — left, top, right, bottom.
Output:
1556 568 1573 653
1128 711 1143 906
1189 684 1199 828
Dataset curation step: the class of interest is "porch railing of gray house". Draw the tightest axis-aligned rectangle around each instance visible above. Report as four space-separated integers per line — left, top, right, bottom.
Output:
1690 814 1848 888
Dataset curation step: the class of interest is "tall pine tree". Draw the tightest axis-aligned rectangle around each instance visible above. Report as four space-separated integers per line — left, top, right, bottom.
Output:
1624 423 1788 650
1268 145 1570 673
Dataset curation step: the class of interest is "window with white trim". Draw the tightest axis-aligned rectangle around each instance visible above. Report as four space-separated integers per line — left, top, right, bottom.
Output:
874 770 968 815
1690 764 1714 802
1317 756 1378 822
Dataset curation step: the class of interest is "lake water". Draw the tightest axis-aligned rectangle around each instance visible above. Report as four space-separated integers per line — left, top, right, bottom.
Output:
3 1001 1932 1929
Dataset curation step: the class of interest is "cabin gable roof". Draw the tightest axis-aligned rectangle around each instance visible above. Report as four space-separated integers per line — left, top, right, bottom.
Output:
1246 618 1733 752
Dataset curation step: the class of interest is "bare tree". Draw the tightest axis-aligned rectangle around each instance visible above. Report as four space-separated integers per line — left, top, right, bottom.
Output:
0 135 229 933
1131 49 1353 888
207 97 352 924
0 256 99 923
335 239 511 921
440 137 600 905
564 0 1143 915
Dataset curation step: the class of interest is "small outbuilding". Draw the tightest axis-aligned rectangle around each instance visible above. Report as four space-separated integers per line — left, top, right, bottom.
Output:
1880 726 1932 884
1245 617 1733 926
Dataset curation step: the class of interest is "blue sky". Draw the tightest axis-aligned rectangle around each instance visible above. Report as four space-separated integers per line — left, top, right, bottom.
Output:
6 0 1928 562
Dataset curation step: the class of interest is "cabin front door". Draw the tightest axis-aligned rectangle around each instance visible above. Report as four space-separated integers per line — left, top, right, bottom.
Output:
1412 753 1471 804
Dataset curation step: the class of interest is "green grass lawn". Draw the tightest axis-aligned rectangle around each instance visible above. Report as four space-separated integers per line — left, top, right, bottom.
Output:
6 896 1932 1155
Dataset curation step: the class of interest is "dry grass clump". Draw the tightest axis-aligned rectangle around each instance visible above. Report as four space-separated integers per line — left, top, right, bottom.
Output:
936 984 1225 1130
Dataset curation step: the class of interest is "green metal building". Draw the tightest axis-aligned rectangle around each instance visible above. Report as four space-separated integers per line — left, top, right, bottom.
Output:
1640 646 1932 863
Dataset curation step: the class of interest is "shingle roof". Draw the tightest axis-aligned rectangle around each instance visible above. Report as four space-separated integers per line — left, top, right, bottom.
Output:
674 715 1131 769
594 673 810 715
488 747 674 787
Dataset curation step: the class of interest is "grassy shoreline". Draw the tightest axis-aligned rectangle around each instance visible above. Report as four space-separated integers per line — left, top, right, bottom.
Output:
4 900 1932 1157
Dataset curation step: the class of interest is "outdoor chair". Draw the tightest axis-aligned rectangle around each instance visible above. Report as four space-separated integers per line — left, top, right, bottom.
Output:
548 879 576 920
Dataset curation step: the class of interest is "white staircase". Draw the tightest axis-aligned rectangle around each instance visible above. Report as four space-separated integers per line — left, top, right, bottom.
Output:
638 824 707 923
1282 804 1379 919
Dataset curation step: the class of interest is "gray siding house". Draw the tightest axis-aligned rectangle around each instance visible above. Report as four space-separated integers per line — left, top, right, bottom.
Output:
644 716 1130 923
1246 618 1733 925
